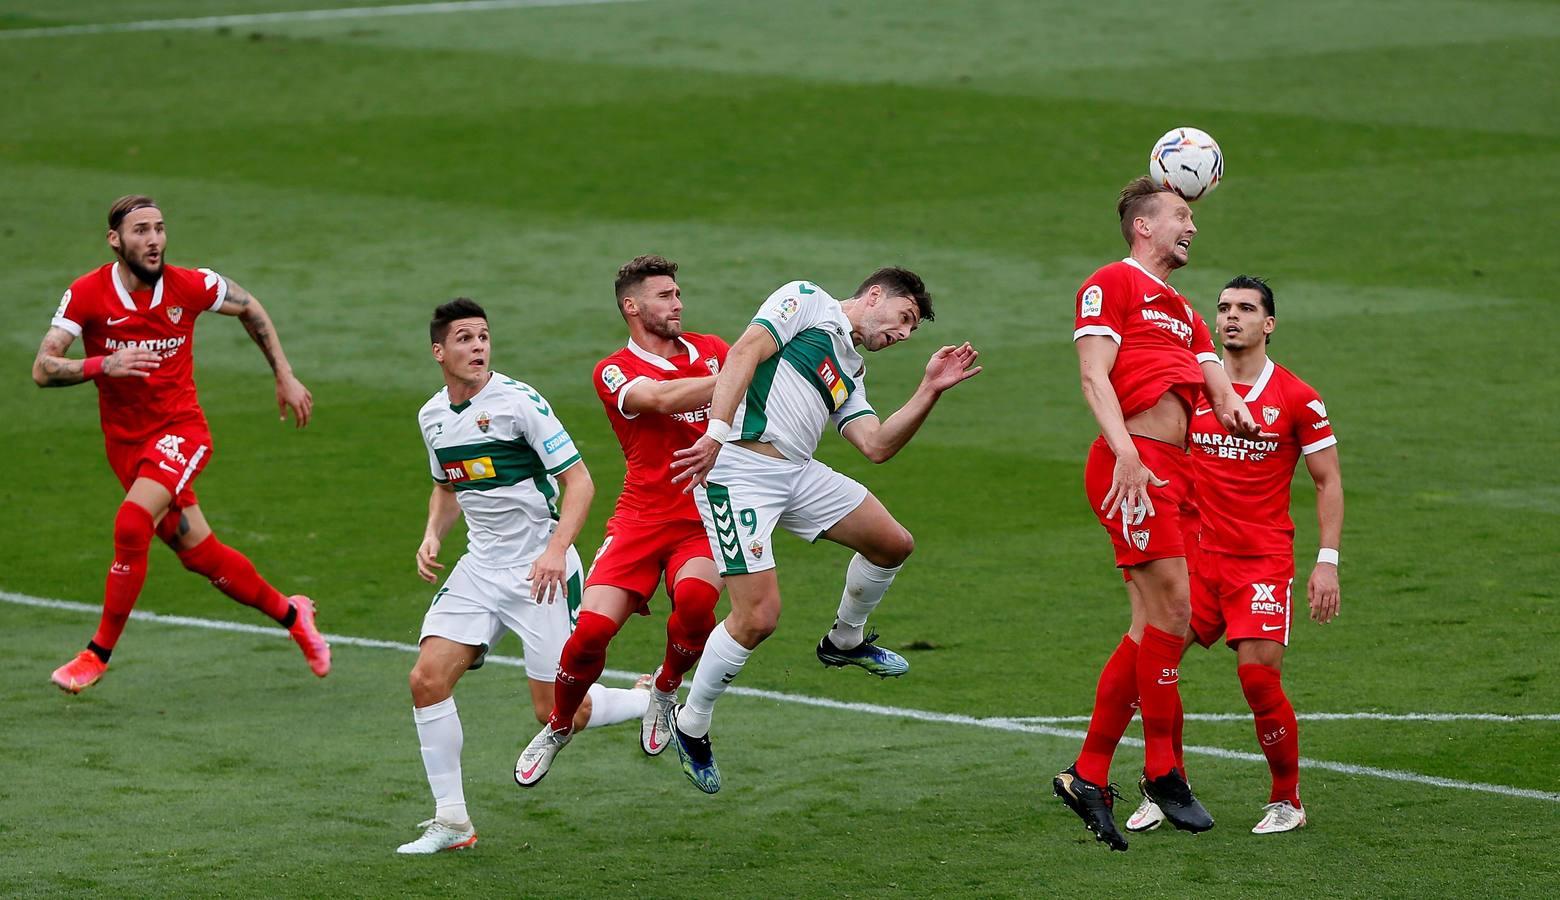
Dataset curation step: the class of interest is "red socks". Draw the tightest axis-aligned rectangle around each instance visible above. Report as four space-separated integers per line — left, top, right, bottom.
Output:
657 579 720 693
1239 663 1301 806
1137 625 1186 779
549 610 620 733
177 534 292 623
90 503 155 657
1074 635 1139 784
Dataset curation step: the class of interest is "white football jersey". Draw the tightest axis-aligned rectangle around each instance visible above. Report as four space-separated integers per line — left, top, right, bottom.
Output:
418 373 581 567
732 280 875 461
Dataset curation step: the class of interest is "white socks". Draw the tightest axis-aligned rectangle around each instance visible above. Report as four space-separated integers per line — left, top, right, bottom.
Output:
676 620 751 738
583 682 650 728
412 697 468 826
828 554 901 649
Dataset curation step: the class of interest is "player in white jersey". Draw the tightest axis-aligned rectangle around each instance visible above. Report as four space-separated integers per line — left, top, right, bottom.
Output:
397 299 649 854
666 268 981 793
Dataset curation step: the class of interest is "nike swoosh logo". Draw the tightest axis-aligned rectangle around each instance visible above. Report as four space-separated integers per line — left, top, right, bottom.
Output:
648 722 665 751
1143 293 1162 304
158 461 179 474
1260 623 1285 632
107 316 130 325
518 760 543 780
1156 677 1178 685
1193 407 1213 416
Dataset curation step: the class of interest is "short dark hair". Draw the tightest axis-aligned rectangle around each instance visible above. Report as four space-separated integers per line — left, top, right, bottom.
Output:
1223 274 1275 344
108 195 159 231
1117 176 1175 247
430 297 487 344
853 266 934 323
614 255 678 314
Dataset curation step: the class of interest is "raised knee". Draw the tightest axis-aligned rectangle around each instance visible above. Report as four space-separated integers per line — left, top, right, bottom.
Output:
408 666 447 706
868 528 914 568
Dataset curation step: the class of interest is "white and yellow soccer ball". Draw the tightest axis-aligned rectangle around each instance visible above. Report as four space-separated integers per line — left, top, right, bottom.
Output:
1148 127 1223 201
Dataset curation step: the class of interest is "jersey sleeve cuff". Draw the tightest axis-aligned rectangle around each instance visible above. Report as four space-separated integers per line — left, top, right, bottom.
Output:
546 453 583 476
751 318 783 349
208 274 228 311
835 409 876 433
1072 325 1120 344
1196 352 1221 365
51 316 83 337
1301 435 1338 455
616 376 651 420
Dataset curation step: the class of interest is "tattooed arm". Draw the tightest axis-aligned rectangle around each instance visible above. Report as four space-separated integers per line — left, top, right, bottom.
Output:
32 326 159 387
217 279 314 428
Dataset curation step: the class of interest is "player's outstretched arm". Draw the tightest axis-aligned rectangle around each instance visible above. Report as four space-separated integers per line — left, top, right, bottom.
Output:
1201 359 1264 440
31 325 159 387
840 342 981 464
416 483 461 583
1303 446 1344 624
217 279 313 428
671 324 778 490
528 460 594 604
622 374 718 416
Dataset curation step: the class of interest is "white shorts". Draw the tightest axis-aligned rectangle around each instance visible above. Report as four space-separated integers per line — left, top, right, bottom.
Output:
693 442 869 575
418 547 583 681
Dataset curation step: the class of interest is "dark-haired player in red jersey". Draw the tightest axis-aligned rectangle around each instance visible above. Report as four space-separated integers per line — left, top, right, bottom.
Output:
32 195 329 693
1052 177 1265 851
1124 275 1343 837
515 255 728 785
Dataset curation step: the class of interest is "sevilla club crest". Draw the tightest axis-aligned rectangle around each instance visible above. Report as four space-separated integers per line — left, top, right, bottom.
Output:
705 357 720 376
167 306 183 324
1262 405 1280 426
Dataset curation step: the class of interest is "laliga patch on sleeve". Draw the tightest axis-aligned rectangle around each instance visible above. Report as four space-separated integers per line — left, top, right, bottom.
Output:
601 364 627 392
54 289 72 319
1081 285 1103 318
777 297 800 322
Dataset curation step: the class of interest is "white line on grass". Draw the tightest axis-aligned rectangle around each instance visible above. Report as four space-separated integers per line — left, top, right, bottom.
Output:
6 589 1557 804
0 0 646 40
1007 713 1560 724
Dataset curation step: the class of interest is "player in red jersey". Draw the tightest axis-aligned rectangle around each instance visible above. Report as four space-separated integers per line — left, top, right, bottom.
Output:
1052 177 1265 851
515 255 729 785
31 196 329 693
1124 275 1343 836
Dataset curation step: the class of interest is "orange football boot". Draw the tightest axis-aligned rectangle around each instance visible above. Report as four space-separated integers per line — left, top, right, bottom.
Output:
287 596 332 677
51 650 107 694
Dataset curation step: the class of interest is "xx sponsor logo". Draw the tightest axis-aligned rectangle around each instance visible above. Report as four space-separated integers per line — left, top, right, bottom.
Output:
1262 405 1281 426
156 434 188 464
1081 284 1103 318
543 429 573 454
444 457 496 483
816 359 847 410
167 306 183 324
1249 582 1286 617
1130 529 1150 551
1307 399 1328 419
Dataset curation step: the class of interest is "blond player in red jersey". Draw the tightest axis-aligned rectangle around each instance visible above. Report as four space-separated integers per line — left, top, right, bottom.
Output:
32 196 329 693
1052 177 1265 851
515 256 728 785
1124 275 1343 836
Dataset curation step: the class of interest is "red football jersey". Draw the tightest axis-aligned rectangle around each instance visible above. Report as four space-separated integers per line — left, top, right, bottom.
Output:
1188 359 1337 555
52 262 227 444
594 333 729 523
1073 258 1218 419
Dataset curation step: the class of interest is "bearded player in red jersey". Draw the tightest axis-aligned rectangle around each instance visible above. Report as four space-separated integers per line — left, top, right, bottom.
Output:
515 255 729 785
32 196 329 693
1052 177 1265 851
1124 275 1343 837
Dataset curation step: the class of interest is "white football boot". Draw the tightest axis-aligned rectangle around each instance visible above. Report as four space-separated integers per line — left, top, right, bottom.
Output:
514 723 571 786
1125 795 1166 832
1251 801 1307 834
640 668 678 757
396 819 477 854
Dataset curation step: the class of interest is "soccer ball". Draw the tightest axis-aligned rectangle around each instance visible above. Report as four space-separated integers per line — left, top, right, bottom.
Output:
1148 127 1223 201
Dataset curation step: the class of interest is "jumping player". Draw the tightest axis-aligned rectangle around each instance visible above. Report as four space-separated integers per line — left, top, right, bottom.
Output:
1053 178 1264 851
515 256 728 786
33 195 328 693
666 268 981 794
1124 275 1343 836
400 299 648 854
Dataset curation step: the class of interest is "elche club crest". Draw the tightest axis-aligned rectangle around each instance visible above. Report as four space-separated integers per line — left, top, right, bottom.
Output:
1262 405 1281 426
749 539 765 559
167 306 183 324
476 411 492 433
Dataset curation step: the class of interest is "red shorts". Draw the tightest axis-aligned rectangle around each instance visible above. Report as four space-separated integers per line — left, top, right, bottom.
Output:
1190 550 1295 647
104 423 213 511
584 516 714 614
1085 435 1195 568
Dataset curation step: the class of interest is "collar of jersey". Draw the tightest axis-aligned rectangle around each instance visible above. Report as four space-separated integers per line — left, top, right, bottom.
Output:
111 262 165 311
626 336 697 371
448 371 497 413
1221 356 1275 403
1121 257 1173 292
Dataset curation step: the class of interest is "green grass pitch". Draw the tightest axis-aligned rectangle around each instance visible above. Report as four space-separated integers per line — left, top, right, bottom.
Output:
1 1 1556 896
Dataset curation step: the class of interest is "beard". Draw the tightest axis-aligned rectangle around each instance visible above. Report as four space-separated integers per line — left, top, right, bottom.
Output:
643 313 683 340
116 248 163 287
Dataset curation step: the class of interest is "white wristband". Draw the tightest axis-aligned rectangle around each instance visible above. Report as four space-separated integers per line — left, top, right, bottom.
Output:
1317 548 1339 566
704 419 731 444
